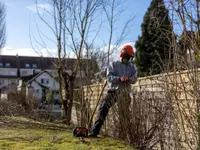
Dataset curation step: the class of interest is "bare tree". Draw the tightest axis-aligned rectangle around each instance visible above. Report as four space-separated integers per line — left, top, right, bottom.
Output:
102 0 135 66
32 0 135 126
153 0 200 149
34 0 103 125
0 1 6 53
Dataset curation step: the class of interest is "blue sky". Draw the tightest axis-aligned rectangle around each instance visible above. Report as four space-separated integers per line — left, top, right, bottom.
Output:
2 0 152 57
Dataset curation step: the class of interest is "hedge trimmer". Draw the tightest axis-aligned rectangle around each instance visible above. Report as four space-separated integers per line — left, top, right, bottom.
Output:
73 80 107 140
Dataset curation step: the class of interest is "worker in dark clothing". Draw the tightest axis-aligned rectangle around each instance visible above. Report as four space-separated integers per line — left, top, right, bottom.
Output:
89 44 137 137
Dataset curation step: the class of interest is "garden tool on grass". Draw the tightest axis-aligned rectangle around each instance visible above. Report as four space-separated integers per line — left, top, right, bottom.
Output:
73 127 88 142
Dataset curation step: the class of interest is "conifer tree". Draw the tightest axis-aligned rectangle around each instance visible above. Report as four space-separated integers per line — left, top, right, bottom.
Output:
135 0 173 77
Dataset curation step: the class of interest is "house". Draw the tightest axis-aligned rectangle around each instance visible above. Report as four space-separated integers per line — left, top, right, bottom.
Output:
0 55 99 98
18 70 60 103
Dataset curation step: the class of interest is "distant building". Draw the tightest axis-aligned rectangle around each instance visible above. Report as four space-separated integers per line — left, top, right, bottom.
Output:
18 70 60 103
0 55 99 98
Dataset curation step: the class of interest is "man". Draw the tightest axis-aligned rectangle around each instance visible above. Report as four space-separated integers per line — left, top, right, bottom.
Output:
89 43 137 137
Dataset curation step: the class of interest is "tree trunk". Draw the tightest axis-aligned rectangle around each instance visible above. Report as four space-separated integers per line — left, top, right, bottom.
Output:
62 75 75 125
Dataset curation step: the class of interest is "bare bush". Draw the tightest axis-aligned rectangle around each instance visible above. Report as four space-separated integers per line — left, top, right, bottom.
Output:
104 88 171 149
0 90 40 119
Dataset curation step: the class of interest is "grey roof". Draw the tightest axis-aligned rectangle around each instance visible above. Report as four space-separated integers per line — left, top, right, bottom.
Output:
0 55 99 72
19 70 54 83
18 74 39 82
0 55 59 69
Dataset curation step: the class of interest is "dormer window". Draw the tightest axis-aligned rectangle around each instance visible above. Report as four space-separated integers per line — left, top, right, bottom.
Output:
25 64 30 68
5 63 10 67
41 78 49 84
32 64 37 68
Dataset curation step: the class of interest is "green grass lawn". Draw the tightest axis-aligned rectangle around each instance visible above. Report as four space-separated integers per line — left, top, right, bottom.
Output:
0 116 134 150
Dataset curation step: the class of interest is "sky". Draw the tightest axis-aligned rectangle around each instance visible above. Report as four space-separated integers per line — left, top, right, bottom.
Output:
1 0 152 57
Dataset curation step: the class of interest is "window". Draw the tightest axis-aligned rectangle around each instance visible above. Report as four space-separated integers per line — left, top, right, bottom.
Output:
41 78 49 84
0 80 4 85
32 64 37 68
35 89 40 93
5 63 10 67
25 64 30 68
0 63 3 67
35 69 41 73
54 99 61 105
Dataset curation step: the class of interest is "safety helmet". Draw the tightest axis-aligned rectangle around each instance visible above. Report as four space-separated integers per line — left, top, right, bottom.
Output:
120 44 134 58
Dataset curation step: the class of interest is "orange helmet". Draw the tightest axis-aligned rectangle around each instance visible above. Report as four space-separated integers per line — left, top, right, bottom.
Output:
120 44 134 58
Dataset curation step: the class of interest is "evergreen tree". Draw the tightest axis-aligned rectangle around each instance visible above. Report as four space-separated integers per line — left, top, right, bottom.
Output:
135 0 173 77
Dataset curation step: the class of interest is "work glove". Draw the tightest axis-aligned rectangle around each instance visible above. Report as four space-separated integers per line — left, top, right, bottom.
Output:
119 76 129 82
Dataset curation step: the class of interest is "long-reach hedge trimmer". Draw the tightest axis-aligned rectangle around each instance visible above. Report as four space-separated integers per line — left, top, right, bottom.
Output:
88 80 107 132
73 80 107 140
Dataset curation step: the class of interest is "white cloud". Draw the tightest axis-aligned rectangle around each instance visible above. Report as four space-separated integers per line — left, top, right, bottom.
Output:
26 4 52 14
2 47 47 57
2 46 52 57
1 43 135 60
1 46 77 58
99 42 136 61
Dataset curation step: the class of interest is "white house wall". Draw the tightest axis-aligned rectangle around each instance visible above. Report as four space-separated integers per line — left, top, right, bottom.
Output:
0 78 18 89
29 81 42 99
22 72 60 102
28 80 60 101
35 72 59 90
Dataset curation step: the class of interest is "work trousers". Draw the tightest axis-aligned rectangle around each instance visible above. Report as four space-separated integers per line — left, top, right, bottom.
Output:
91 90 131 135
